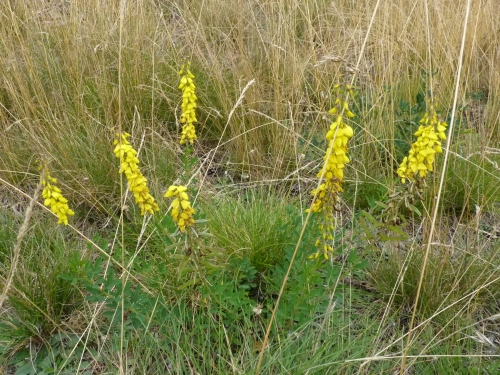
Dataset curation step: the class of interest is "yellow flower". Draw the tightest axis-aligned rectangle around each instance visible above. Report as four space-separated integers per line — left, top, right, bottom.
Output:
164 185 195 232
178 64 198 145
40 166 75 225
310 117 354 214
114 132 159 215
308 88 355 259
397 103 448 183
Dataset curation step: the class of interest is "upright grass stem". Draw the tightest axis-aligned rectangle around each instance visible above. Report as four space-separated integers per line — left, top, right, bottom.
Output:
118 1 126 373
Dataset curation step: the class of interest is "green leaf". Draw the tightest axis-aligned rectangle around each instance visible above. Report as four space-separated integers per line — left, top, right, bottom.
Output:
407 203 422 216
388 225 409 239
358 219 375 240
374 201 389 209
14 362 36 375
39 355 53 371
361 211 383 227
177 279 197 290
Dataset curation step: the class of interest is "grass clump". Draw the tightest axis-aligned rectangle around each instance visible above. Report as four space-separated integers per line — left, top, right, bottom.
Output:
0 219 84 368
444 146 500 215
201 189 294 272
369 237 500 325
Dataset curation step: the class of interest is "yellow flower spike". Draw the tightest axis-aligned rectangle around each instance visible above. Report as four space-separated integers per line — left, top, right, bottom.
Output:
397 102 448 183
164 185 195 233
309 84 355 259
114 132 159 216
178 63 198 145
40 164 75 225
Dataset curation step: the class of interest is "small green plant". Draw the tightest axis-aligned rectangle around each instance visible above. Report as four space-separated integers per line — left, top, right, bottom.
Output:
359 99 449 249
0 220 84 370
360 97 499 336
199 256 257 326
261 209 368 333
3 331 98 375
63 255 156 331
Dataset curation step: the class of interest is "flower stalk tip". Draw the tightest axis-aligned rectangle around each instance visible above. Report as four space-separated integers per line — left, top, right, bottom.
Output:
40 164 75 225
178 63 198 145
164 185 195 232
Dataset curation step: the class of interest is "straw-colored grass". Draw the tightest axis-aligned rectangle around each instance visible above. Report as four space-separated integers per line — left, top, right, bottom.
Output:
1 0 500 374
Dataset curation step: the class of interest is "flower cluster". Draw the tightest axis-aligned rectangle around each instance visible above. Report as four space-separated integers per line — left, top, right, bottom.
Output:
310 115 354 213
397 103 448 183
309 88 355 259
164 185 195 232
113 132 159 215
178 64 198 145
40 165 75 225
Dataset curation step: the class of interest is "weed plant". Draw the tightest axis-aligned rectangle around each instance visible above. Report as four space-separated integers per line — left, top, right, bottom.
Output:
1 1 500 374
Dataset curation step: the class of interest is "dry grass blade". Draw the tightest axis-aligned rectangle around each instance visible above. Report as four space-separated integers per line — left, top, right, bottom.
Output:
0 181 41 309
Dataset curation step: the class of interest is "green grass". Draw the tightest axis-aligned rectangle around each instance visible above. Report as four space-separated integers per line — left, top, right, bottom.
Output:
1 0 500 374
200 188 296 272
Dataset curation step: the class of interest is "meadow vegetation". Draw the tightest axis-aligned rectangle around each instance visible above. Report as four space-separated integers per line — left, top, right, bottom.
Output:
1 0 500 374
